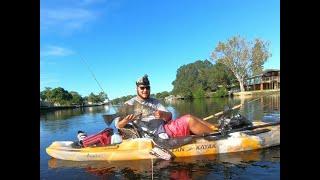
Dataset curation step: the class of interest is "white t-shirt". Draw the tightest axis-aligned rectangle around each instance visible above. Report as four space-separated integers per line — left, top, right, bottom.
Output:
118 96 170 137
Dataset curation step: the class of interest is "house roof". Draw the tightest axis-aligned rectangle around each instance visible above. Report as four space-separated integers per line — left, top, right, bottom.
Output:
246 69 280 79
263 69 280 73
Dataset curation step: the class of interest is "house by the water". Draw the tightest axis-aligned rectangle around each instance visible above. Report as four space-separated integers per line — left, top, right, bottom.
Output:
244 69 280 91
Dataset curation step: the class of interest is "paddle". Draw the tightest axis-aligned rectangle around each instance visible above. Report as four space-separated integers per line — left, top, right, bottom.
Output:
203 93 278 121
153 121 280 149
203 104 242 121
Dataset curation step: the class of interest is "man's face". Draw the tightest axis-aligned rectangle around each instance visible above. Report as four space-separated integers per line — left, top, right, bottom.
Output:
137 85 150 99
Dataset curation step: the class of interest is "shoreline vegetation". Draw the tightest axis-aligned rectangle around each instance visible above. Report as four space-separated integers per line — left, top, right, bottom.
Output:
233 89 280 96
40 102 108 111
41 89 280 111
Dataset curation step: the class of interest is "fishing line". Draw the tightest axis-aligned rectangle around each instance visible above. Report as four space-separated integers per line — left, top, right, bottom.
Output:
151 157 154 180
79 55 110 103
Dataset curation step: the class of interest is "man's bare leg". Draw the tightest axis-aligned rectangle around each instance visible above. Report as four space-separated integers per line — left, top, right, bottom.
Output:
184 114 219 135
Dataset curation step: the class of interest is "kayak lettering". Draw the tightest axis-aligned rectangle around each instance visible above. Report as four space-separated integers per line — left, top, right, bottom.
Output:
196 144 215 150
87 153 102 159
171 147 185 152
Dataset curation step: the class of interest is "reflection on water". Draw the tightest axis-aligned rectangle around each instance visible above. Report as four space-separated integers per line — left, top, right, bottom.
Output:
164 93 280 125
40 93 280 124
41 92 280 179
237 94 280 123
47 146 279 179
165 97 238 120
40 106 108 121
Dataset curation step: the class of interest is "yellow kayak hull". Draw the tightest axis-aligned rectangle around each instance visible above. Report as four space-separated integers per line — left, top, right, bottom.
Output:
46 122 279 161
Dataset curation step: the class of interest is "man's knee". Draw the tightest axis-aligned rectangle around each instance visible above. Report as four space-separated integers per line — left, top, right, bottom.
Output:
181 114 192 120
177 114 197 124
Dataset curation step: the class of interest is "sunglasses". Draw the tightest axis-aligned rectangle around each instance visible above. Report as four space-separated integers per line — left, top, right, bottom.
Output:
139 86 150 90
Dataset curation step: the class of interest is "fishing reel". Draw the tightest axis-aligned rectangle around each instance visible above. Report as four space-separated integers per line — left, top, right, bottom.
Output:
217 105 252 134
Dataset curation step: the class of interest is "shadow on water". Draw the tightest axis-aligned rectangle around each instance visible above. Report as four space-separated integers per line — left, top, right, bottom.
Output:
47 146 279 179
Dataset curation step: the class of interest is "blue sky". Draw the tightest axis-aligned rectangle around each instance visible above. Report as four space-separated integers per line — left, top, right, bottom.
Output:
40 0 280 100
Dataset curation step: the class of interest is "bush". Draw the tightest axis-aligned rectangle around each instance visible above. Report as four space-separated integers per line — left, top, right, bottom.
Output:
193 88 206 98
213 86 228 98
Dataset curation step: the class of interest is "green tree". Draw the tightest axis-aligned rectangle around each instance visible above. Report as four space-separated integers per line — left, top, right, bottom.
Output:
210 35 271 92
98 92 108 102
88 93 100 103
192 87 205 98
213 86 228 98
171 60 235 98
50 87 73 105
40 87 52 101
155 91 170 99
70 91 84 105
111 95 135 105
172 60 213 98
207 62 236 91
40 87 88 106
83 96 88 103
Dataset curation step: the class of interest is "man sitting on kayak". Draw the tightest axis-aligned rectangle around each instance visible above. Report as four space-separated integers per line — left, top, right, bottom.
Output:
116 74 218 139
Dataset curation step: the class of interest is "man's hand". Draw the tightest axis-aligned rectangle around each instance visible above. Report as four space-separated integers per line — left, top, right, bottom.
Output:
122 113 142 122
154 110 172 121
154 110 163 119
117 114 138 128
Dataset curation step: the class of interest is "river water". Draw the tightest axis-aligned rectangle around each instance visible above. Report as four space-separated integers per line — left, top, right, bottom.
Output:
40 93 280 179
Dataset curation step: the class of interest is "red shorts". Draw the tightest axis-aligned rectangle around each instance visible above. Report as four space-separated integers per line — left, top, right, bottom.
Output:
164 114 191 138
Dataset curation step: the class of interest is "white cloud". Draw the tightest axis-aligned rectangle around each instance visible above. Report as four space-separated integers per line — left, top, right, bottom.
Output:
40 45 74 57
41 7 96 33
40 0 118 34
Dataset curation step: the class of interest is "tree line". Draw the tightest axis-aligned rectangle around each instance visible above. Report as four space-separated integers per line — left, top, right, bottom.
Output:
171 60 236 99
110 91 171 105
40 87 170 106
40 87 107 106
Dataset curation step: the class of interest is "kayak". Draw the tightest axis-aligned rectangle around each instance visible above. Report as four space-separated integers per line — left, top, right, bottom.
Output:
46 121 280 161
48 146 280 173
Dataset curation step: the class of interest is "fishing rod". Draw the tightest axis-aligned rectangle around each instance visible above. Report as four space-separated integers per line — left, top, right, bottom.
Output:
79 56 110 103
203 92 278 121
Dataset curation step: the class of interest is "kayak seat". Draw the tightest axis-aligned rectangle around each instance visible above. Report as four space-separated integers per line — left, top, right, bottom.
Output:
119 127 140 139
82 128 113 147
71 141 83 149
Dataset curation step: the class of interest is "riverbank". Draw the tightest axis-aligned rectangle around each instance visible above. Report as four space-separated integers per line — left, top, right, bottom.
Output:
233 89 280 96
40 104 108 111
164 89 280 103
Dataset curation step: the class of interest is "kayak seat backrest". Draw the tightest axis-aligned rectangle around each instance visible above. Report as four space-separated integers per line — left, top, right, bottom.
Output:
82 128 113 147
119 127 140 139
